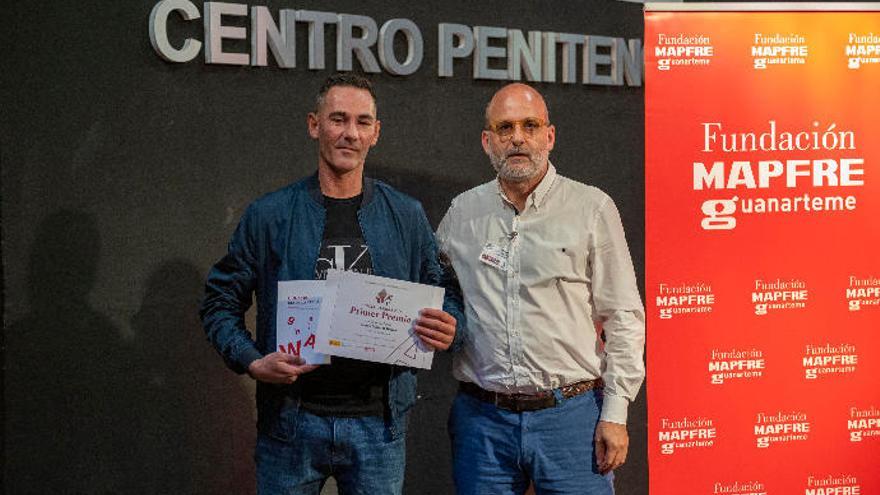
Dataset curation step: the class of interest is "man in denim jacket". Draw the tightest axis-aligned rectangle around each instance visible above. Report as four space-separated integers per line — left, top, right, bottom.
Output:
201 73 456 494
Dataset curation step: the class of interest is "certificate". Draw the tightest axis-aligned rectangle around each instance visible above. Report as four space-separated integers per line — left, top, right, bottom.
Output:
315 269 444 369
276 281 331 364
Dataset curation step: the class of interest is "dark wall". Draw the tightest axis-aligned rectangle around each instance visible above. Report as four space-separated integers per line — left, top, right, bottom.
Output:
1 1 646 493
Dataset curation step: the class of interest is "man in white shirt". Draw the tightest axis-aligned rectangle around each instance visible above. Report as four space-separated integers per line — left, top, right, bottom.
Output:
437 83 645 494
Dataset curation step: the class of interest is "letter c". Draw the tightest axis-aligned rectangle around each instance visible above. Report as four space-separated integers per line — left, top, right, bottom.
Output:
149 0 202 63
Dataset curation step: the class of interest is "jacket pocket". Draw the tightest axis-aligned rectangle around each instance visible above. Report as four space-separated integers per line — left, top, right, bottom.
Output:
389 368 418 415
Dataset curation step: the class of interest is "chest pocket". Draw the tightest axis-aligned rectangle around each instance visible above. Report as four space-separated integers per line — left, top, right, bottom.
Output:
519 236 588 285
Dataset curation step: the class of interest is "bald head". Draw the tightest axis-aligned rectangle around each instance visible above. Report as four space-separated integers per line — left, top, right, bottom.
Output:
484 83 550 128
481 83 556 184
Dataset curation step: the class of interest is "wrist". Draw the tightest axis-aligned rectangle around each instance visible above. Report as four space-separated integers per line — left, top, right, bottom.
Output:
247 357 263 379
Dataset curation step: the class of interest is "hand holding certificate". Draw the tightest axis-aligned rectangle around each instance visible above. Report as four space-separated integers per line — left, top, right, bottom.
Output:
315 270 445 369
276 281 331 365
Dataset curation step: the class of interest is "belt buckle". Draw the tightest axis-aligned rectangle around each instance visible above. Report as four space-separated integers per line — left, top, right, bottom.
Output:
488 388 559 412
512 400 527 413
519 392 555 412
497 391 520 412
494 391 515 411
508 396 525 413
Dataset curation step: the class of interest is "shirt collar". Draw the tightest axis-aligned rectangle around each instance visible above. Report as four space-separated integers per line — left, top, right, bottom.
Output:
496 162 558 213
530 162 557 210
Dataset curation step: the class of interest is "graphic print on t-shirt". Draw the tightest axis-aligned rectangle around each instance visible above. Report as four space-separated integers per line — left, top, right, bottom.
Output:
314 238 372 280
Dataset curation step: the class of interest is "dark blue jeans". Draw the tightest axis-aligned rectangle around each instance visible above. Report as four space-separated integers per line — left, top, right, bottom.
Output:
256 410 405 495
449 388 614 495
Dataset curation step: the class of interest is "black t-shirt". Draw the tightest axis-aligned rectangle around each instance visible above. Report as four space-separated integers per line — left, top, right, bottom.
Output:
298 194 391 417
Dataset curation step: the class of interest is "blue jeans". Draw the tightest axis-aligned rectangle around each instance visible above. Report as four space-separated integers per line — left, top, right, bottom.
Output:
449 388 614 495
256 410 405 495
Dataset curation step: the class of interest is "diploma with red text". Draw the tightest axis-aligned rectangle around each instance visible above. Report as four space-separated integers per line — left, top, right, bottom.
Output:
315 269 444 369
276 281 331 365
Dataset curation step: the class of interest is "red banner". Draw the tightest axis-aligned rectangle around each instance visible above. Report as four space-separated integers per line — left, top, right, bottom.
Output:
645 7 880 495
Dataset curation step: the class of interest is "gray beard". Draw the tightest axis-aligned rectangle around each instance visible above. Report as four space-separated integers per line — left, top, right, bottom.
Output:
491 151 548 182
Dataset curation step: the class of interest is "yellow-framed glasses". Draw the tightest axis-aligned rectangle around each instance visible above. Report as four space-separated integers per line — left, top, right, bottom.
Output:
486 118 547 140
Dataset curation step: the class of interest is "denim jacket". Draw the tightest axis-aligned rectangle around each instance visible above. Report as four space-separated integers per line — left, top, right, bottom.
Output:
200 174 441 440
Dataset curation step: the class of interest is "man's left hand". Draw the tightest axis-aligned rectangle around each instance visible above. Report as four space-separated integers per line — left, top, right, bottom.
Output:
595 420 629 474
413 308 456 351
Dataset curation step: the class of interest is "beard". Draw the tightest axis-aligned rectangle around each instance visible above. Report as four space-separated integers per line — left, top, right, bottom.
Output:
490 147 549 182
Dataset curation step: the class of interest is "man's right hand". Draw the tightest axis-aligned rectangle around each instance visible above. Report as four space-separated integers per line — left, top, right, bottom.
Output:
247 352 319 384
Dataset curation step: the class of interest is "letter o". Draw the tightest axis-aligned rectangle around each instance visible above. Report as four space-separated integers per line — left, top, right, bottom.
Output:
378 18 423 76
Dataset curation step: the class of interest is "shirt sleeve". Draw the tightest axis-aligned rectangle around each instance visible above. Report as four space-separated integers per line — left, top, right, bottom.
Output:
199 204 264 375
437 201 468 354
415 202 442 287
588 196 646 424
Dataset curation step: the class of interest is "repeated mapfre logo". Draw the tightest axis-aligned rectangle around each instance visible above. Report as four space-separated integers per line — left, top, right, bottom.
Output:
804 474 861 495
846 32 880 69
657 416 717 454
656 281 715 319
654 33 713 71
802 343 858 380
751 278 808 315
751 32 808 69
753 410 810 448
846 275 880 311
708 347 765 384
712 480 767 495
692 120 864 232
847 405 880 442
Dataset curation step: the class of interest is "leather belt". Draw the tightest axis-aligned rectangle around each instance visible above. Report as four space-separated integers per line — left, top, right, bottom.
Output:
459 379 603 412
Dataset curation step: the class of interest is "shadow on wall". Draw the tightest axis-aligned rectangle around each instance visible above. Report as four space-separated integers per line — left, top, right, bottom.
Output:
4 211 255 494
131 259 255 494
5 210 137 492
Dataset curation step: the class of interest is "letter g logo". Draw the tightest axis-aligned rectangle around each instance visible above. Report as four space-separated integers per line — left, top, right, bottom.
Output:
701 197 738 230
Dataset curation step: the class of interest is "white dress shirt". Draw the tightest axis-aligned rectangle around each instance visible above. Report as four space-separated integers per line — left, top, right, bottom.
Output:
437 163 645 424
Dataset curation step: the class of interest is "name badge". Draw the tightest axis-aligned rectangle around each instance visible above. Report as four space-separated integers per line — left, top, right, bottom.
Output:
479 242 509 271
